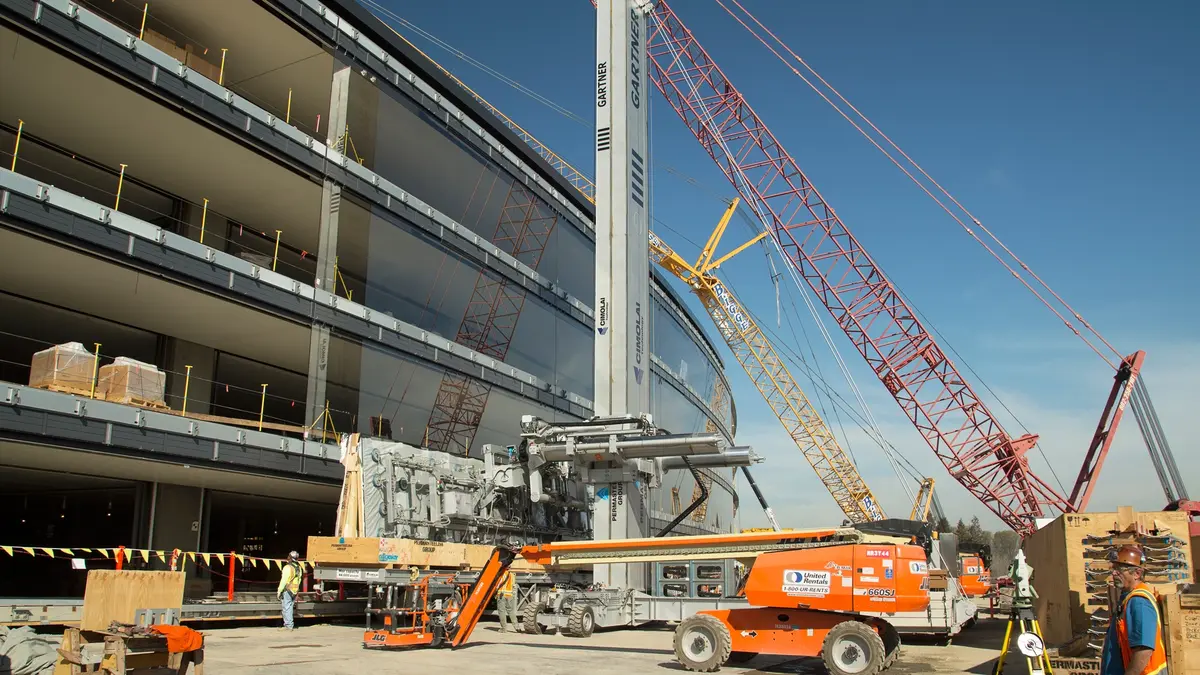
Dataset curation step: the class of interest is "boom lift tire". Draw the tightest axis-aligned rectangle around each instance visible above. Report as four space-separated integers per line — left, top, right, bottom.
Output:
564 604 595 638
522 602 549 635
881 623 901 670
821 620 887 675
726 651 756 664
674 614 732 672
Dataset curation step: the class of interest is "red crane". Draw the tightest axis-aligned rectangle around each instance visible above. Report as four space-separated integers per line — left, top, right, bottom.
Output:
587 0 1143 535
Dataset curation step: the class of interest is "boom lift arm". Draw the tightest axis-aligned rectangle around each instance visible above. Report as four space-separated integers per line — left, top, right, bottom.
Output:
649 199 885 524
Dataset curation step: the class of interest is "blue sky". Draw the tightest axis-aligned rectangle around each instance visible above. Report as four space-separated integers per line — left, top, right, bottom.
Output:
371 0 1199 531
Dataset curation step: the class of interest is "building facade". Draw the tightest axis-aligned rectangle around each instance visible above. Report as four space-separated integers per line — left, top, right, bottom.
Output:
0 0 740 599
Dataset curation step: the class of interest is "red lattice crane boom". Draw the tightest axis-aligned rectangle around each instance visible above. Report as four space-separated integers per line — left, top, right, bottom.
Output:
588 0 1142 535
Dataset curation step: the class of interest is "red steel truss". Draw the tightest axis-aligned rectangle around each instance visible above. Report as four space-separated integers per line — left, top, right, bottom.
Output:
425 182 559 454
627 0 1079 534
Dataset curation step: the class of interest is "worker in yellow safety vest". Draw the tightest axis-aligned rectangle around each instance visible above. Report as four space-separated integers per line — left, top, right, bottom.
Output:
277 550 303 631
1100 544 1168 675
496 569 518 632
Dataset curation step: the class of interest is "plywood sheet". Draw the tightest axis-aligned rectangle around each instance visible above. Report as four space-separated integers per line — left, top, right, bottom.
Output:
80 570 185 631
1163 594 1200 675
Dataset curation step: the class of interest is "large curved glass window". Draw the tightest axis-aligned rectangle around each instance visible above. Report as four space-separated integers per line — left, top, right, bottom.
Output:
367 86 592 303
651 297 721 403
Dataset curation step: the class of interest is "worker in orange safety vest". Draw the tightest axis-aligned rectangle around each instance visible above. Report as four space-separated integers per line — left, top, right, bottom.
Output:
1099 544 1168 675
496 569 519 632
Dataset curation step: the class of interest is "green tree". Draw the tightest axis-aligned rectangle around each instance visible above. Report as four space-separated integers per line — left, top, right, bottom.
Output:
963 516 993 548
991 530 1020 575
936 516 951 533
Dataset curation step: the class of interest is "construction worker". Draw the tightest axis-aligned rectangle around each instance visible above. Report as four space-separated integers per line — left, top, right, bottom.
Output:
1100 544 1168 675
496 569 518 632
277 550 303 631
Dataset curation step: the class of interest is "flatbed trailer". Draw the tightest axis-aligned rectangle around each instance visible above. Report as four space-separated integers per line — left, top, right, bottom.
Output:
0 596 363 626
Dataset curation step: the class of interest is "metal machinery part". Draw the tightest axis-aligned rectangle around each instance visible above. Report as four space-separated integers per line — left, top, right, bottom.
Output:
361 438 591 546
518 412 756 635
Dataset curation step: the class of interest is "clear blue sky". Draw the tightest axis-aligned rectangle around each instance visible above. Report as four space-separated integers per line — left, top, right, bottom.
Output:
372 0 1199 531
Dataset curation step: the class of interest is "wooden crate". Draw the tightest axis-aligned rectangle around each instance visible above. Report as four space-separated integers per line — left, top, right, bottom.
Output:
80 570 185 632
1044 656 1100 675
307 536 550 572
1163 593 1200 675
1023 508 1194 645
1192 535 1199 584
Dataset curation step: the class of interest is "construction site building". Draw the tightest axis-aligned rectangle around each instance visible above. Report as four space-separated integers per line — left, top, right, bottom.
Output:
0 0 741 608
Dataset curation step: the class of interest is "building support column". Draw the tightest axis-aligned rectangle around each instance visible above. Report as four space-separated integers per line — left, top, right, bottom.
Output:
307 65 352 431
316 65 351 293
163 338 215 415
305 325 331 431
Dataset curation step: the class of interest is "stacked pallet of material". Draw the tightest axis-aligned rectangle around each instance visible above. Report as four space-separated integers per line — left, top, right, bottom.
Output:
1023 507 1194 647
28 342 95 395
97 357 167 407
1077 523 1191 656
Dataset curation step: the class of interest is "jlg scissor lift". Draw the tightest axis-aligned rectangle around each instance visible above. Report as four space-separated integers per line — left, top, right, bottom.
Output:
362 526 930 674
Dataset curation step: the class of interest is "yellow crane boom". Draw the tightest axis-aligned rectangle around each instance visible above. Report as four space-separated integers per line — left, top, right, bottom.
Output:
909 478 935 522
649 199 885 523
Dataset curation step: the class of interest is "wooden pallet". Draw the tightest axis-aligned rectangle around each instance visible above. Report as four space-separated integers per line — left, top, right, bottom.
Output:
54 627 203 674
38 381 96 398
102 394 170 410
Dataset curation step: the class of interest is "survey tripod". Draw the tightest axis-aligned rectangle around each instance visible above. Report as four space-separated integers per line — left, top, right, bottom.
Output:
993 551 1054 675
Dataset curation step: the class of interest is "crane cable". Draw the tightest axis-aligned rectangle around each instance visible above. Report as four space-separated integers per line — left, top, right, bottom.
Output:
712 0 1123 371
364 2 1049 502
360 0 591 128
658 202 928 487
654 25 920 507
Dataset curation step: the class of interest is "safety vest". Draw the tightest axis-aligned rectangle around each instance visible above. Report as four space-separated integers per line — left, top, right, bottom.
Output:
1116 583 1168 675
282 562 302 594
498 571 515 598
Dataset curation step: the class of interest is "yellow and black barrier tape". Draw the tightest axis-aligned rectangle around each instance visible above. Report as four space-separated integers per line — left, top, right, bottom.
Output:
0 545 313 570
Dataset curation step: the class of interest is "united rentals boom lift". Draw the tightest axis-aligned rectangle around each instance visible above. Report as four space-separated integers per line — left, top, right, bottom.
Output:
364 527 931 674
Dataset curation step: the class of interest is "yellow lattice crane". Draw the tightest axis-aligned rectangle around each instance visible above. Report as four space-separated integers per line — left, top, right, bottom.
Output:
909 478 936 522
649 198 885 524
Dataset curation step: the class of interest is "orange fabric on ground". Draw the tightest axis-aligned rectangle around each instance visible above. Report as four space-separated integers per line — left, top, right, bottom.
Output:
150 624 204 653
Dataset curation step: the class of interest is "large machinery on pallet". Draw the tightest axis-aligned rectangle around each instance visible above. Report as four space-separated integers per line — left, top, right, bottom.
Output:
363 527 930 674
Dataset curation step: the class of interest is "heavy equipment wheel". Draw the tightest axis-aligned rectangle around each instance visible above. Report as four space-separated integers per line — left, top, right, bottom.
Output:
821 620 886 675
727 651 756 664
522 601 546 635
881 623 901 670
674 613 732 672
564 604 595 638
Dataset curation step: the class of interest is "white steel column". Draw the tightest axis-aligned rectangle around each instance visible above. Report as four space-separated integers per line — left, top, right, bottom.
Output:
592 0 653 592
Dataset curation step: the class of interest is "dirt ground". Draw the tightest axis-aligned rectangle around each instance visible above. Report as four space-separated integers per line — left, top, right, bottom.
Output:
196 615 1024 674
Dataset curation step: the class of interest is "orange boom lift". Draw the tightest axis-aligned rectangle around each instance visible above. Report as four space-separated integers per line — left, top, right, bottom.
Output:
364 527 930 674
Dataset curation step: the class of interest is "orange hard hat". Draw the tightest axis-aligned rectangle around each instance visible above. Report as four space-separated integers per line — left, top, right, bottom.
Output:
1111 544 1145 568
